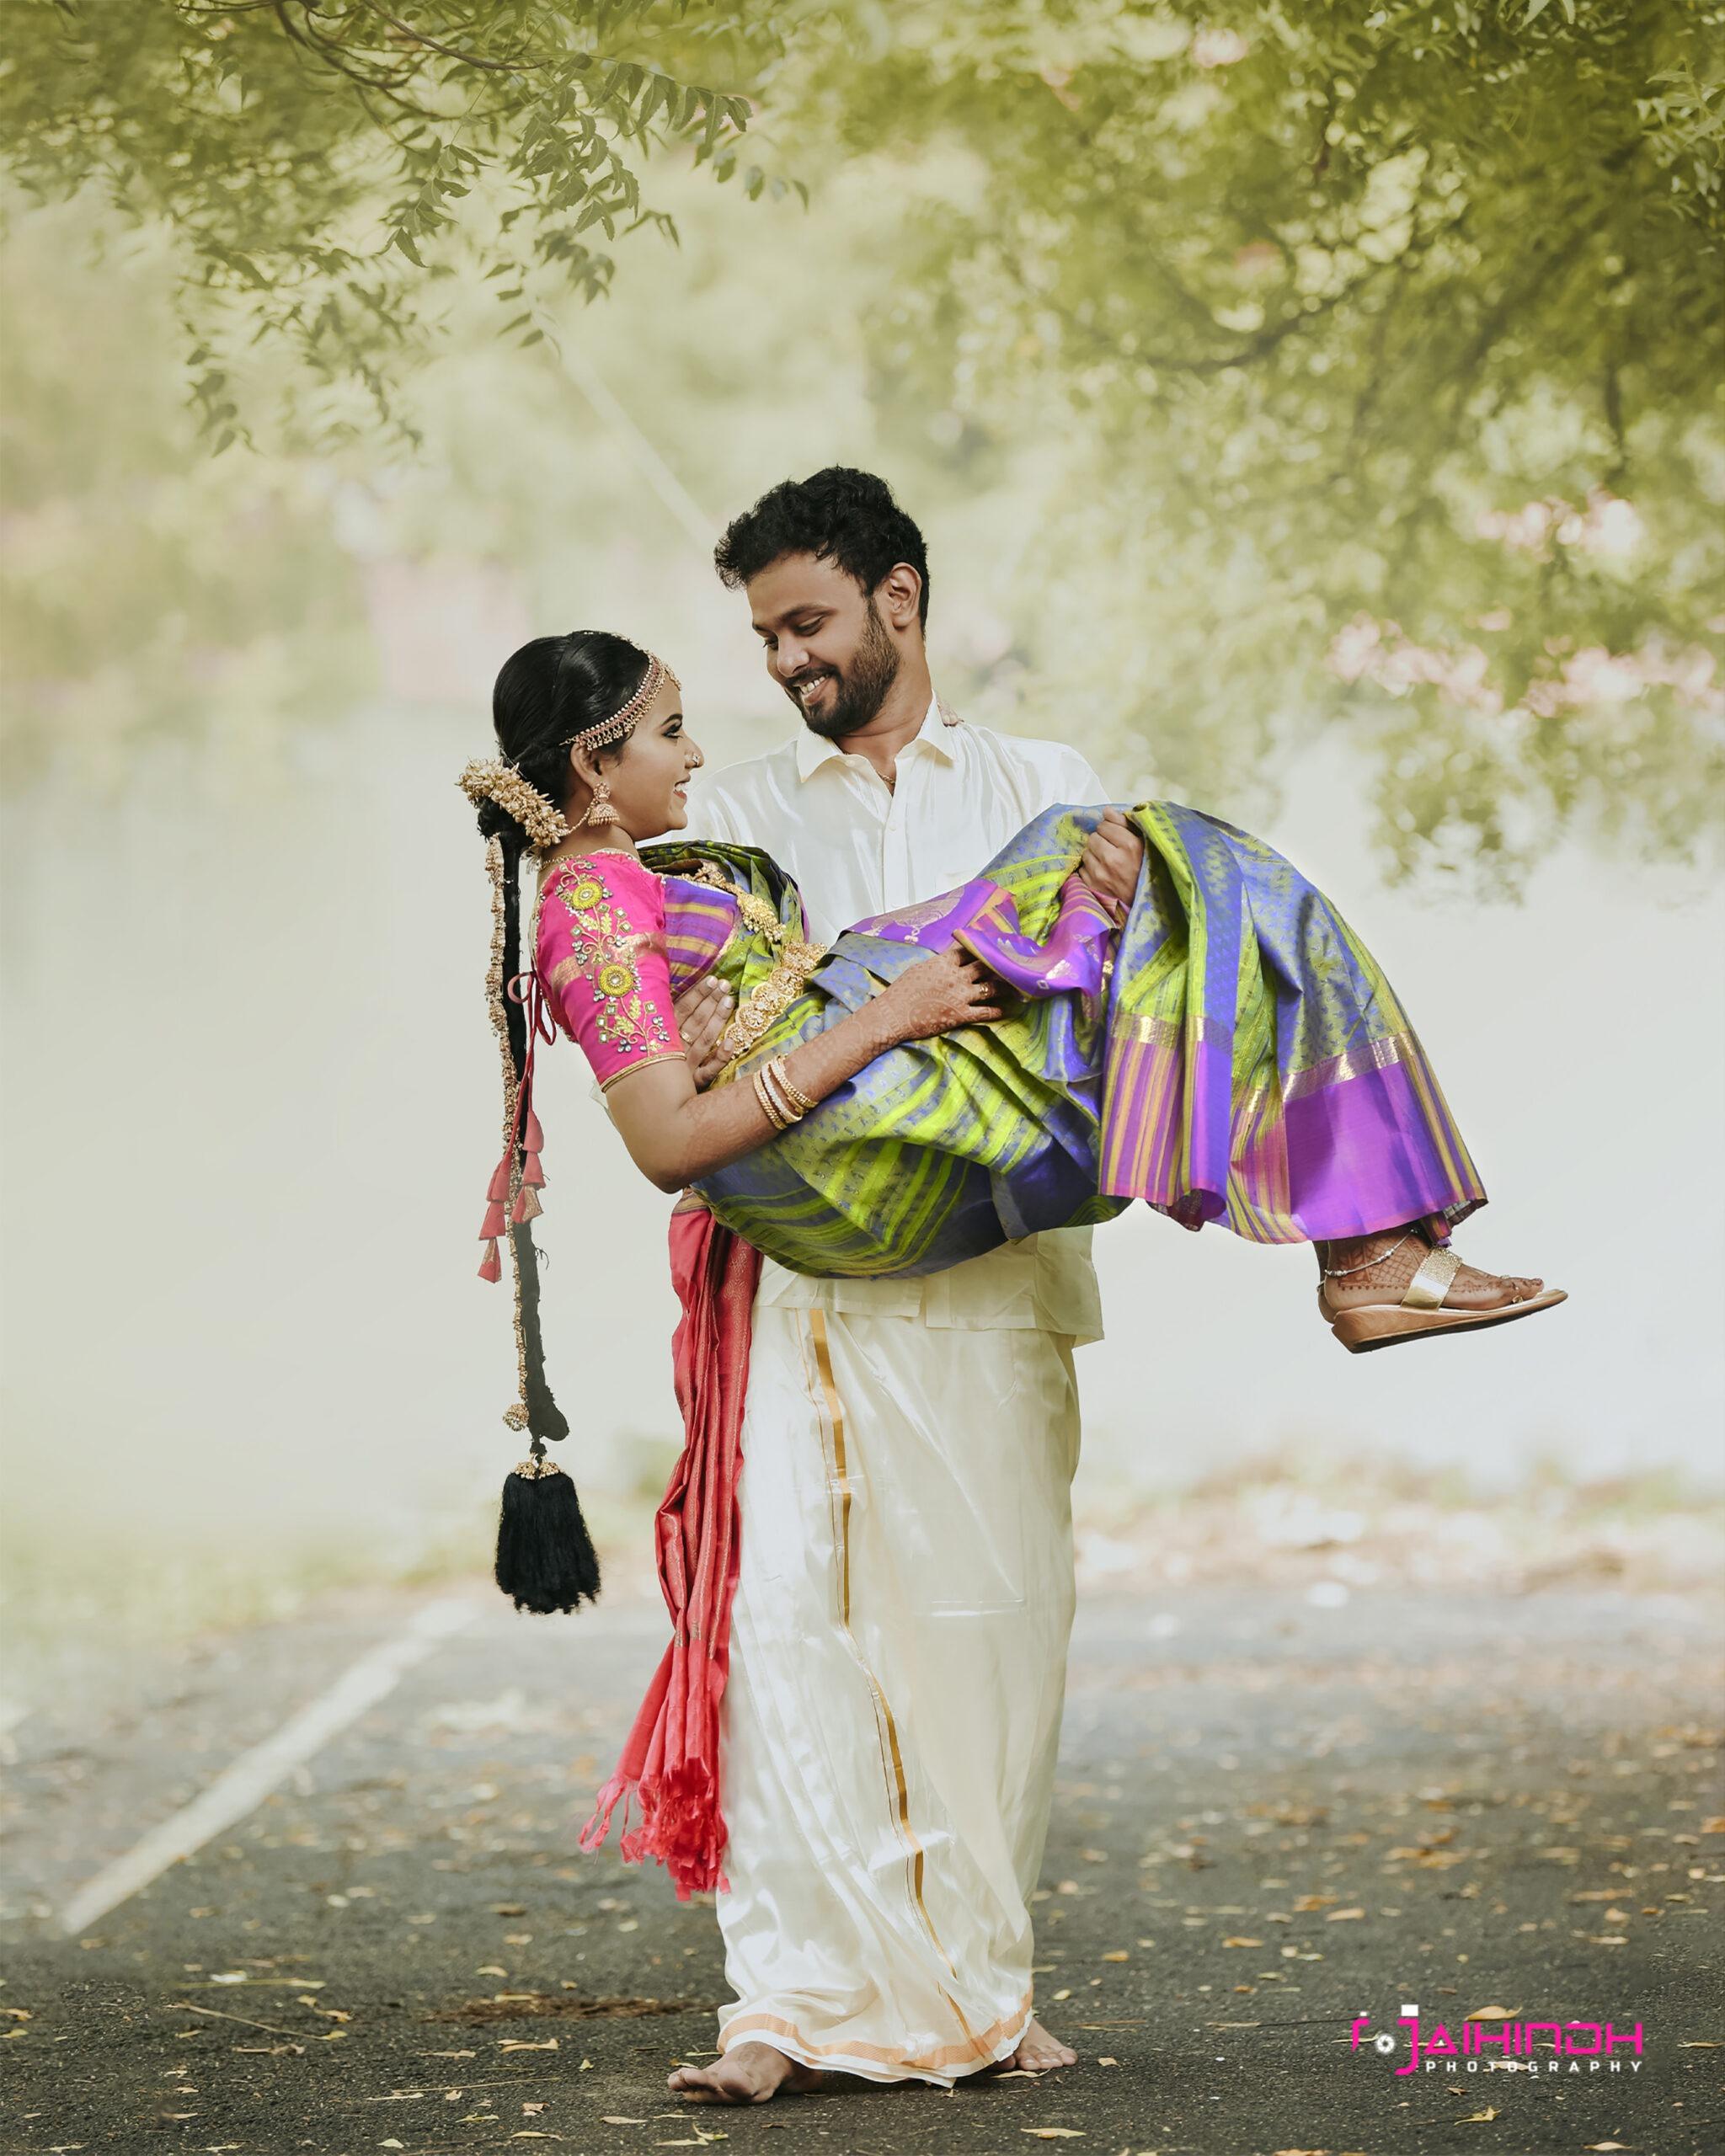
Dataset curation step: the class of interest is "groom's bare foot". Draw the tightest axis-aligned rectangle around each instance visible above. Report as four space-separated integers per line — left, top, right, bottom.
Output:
667 2041 823 2104
1007 2015 1078 2072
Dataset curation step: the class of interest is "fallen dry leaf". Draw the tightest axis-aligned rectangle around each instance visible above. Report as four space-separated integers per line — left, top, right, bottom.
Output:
1585 2143 1633 2150
602 2121 647 2128
1100 1951 1130 1962
1021 2133 1086 2143
1325 1908 1365 1922
1292 1895 1338 1913
1097 2056 1119 2066
1458 2108 1499 2122
499 2037 559 2052
1700 1817 1724 1833
1222 1936 1263 1948
1465 2005 1521 2020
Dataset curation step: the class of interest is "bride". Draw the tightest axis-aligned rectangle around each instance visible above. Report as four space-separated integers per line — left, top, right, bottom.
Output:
463 627 1559 1335
458 627 1563 1896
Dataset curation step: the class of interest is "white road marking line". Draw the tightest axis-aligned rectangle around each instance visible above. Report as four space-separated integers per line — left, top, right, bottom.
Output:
59 1597 478 1936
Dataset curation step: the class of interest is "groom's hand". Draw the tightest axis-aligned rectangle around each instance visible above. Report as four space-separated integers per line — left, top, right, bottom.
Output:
1078 808 1144 918
676 976 735 1091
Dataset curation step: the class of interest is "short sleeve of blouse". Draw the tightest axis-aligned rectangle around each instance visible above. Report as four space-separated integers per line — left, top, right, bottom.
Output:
537 853 686 1091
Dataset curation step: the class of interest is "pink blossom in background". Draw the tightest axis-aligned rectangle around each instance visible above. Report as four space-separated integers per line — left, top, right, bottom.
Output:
1476 488 1646 563
1524 643 1722 718
1326 616 1503 713
1329 611 1720 723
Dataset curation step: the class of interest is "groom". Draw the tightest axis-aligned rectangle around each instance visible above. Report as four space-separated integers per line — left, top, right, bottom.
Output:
670 468 1142 2103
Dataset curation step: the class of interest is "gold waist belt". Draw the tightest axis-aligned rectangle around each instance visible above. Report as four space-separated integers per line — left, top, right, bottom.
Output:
715 938 829 1074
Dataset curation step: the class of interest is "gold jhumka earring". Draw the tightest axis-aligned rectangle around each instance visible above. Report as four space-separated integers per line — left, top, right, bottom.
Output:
575 777 619 829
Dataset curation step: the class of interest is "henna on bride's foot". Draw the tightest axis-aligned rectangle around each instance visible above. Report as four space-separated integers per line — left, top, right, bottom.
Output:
1317 1229 1544 1316
667 2041 823 2104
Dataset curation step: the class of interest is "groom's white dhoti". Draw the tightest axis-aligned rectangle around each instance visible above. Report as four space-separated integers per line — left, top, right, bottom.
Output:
692 704 1106 2084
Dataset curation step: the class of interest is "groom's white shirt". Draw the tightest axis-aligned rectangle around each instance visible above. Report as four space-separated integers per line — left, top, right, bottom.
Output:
688 697 1108 1342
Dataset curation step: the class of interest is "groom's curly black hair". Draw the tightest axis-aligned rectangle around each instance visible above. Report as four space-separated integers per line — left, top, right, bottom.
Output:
713 467 931 627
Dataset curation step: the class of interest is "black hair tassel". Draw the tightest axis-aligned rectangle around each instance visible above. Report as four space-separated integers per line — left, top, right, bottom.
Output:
467 814 597 1615
495 1447 601 1614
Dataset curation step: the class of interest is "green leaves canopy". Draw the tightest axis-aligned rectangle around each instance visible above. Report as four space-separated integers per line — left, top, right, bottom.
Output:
1 1 778 440
788 1 1724 879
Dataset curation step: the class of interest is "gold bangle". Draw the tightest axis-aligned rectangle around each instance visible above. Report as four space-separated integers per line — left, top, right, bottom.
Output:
774 1058 820 1115
752 1067 790 1130
759 1058 804 1127
769 1056 814 1121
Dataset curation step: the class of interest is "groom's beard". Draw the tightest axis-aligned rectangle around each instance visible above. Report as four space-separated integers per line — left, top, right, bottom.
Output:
793 603 900 740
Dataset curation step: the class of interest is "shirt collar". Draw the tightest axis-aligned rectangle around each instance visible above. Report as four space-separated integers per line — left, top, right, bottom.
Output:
793 694 959 782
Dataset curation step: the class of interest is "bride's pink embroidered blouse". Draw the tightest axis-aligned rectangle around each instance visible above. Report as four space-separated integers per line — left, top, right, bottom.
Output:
537 852 687 1091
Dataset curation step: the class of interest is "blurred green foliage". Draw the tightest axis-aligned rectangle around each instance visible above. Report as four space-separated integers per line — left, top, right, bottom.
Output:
786 1 1724 878
2 0 778 444
0 202 372 782
2 2 1721 881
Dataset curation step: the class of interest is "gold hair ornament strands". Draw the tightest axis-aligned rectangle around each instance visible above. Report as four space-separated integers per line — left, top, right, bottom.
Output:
480 833 536 1436
460 761 570 853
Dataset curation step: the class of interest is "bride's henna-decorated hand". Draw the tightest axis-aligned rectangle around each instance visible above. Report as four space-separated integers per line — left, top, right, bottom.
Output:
875 946 1007 1039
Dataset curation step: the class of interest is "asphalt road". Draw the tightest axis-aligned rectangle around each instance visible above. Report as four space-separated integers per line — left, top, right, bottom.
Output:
3 1583 1721 2156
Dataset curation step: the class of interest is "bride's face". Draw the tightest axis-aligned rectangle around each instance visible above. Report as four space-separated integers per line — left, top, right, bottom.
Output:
581 675 704 839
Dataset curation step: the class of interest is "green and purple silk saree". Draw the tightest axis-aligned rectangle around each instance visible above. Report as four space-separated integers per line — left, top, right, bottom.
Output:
643 800 1485 1270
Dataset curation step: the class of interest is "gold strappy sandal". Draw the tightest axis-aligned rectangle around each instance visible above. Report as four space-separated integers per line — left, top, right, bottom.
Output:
1319 1235 1567 1355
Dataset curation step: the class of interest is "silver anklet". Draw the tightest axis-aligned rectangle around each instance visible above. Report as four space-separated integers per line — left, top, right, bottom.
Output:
1320 1227 1417 1280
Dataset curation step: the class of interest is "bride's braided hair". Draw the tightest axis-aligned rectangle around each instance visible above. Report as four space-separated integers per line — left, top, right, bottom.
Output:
460 630 656 1613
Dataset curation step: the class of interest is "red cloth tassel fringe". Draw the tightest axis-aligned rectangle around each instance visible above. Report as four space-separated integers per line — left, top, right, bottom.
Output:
579 1206 760 1899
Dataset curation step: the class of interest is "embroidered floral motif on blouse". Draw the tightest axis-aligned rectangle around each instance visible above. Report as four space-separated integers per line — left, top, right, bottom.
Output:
551 862 673 1062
